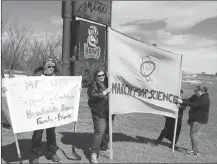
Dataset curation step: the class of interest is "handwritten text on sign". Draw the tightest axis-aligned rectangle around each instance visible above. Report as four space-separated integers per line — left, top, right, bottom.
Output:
4 76 82 133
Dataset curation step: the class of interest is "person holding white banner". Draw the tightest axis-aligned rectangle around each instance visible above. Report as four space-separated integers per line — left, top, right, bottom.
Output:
87 70 114 163
30 58 61 164
178 85 210 156
153 90 187 148
33 58 62 76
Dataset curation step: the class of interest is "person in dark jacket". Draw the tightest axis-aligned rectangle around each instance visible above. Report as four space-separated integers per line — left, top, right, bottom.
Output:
178 85 210 156
30 57 61 164
153 90 186 148
87 69 114 163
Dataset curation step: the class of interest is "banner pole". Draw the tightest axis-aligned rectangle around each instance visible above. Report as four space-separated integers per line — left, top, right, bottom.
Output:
106 26 113 160
70 84 82 161
172 117 178 152
109 110 113 160
172 55 183 152
13 133 23 164
72 122 77 153
71 121 80 159
74 122 77 133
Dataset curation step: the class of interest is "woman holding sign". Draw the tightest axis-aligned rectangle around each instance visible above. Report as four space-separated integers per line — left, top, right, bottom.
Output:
87 70 114 163
30 58 61 164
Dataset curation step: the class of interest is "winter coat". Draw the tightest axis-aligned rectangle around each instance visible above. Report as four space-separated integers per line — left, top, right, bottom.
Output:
183 93 210 124
87 79 109 118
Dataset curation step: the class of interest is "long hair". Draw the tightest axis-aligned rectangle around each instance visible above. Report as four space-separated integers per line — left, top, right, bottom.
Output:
93 69 102 80
93 69 108 88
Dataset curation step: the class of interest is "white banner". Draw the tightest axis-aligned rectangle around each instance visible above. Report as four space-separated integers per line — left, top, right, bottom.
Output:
3 76 82 133
108 28 182 118
2 74 27 125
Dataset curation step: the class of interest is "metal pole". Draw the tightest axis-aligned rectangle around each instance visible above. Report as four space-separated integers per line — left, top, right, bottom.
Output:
172 117 178 152
172 55 183 152
62 0 72 76
14 133 23 164
107 26 113 160
70 11 77 76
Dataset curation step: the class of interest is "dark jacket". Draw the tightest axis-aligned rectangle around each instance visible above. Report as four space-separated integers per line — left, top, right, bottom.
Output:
162 103 186 142
87 79 109 118
178 103 187 119
183 93 210 124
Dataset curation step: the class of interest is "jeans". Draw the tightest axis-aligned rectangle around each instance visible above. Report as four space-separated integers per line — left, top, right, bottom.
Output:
31 127 59 159
189 121 203 151
91 114 114 156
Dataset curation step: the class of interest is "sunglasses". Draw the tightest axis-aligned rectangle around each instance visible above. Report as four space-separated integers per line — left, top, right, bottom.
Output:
47 66 55 69
96 74 105 77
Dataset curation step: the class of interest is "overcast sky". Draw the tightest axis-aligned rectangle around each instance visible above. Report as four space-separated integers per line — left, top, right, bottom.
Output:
2 1 217 74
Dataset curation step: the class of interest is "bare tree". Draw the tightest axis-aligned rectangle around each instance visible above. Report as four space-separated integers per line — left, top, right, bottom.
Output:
1 20 32 71
1 18 63 73
1 14 9 35
2 20 8 35
27 34 62 72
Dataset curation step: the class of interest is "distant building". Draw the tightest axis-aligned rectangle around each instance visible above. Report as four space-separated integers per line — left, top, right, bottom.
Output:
192 74 197 78
182 71 198 78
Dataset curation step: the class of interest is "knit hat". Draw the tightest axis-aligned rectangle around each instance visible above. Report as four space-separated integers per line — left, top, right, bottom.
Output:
43 57 56 67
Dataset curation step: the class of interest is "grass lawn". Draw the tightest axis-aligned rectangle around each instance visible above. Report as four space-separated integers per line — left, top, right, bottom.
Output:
1 78 217 163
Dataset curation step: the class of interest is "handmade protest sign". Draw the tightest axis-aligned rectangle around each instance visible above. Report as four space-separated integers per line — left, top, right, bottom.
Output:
3 76 82 133
108 28 182 118
1 72 27 126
